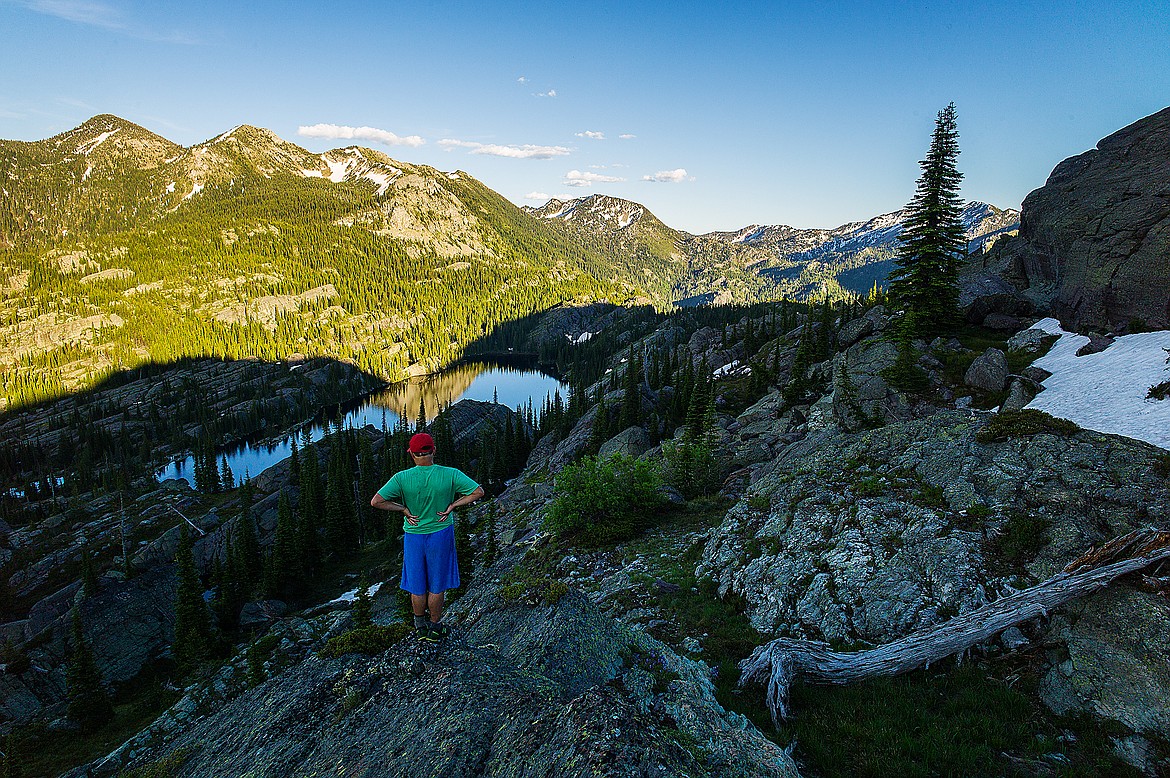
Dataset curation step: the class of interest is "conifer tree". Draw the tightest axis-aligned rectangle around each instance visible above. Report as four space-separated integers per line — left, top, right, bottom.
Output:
220 456 234 490
265 491 297 597
1 732 24 778
80 542 99 598
66 608 114 730
352 578 373 630
324 455 359 559
620 349 642 430
173 525 213 674
888 102 966 337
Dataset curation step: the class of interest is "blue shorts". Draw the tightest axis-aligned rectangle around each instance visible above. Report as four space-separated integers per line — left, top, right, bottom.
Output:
400 525 460 596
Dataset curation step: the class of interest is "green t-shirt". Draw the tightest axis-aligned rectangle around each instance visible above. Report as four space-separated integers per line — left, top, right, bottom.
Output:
377 465 480 534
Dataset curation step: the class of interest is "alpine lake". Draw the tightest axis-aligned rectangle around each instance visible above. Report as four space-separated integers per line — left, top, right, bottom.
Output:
158 358 565 489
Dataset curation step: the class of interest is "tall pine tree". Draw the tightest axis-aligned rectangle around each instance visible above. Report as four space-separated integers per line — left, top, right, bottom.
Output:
66 608 114 730
173 525 213 674
887 102 966 338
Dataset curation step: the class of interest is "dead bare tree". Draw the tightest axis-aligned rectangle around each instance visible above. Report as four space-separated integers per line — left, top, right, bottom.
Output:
739 528 1170 727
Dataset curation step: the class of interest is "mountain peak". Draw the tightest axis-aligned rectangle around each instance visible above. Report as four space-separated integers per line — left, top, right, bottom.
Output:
526 193 651 230
41 113 181 167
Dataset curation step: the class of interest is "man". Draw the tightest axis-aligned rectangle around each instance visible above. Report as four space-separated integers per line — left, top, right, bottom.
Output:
370 432 483 642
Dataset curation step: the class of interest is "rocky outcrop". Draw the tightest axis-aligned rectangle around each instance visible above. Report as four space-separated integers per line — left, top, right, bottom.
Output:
0 567 177 726
1039 587 1170 736
699 411 1170 643
1009 106 1170 331
84 565 799 778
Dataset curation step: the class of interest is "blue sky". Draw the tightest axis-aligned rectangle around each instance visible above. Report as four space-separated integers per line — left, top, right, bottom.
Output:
2 0 1167 232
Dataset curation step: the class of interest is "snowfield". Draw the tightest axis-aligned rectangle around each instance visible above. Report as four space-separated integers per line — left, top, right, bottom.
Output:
1025 317 1170 450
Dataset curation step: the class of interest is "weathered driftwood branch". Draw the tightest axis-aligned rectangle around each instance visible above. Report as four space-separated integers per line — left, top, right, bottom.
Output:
739 528 1170 727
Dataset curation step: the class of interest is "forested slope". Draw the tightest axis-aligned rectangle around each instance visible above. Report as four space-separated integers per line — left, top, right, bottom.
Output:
0 116 633 410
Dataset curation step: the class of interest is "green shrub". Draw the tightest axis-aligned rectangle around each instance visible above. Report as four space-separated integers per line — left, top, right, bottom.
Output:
662 437 727 500
319 624 410 658
246 634 280 686
1155 454 1170 479
911 483 947 509
118 748 194 778
856 476 888 497
881 341 931 394
1147 381 1170 401
544 454 666 546
976 409 1079 443
498 574 569 607
990 512 1050 566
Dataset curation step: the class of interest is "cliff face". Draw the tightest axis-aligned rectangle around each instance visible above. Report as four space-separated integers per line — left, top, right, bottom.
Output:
1014 106 1170 331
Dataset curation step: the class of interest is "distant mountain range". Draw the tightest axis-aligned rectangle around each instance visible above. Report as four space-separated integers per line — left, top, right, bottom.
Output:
527 195 1019 305
0 114 1017 408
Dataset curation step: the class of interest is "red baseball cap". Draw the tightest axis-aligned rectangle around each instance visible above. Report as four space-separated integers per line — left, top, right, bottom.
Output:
408 432 435 454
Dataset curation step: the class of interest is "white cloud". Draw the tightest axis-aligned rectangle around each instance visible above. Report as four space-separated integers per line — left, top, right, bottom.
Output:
619 133 636 139
523 191 551 201
17 0 198 42
535 89 557 98
575 130 605 140
517 76 527 83
563 169 626 187
642 168 692 183
22 0 123 28
438 139 570 159
298 123 425 148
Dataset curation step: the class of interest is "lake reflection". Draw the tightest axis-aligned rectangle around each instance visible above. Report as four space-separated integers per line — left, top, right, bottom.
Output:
159 360 564 488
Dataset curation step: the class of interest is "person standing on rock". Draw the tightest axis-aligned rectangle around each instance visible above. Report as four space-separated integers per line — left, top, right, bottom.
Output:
370 432 484 642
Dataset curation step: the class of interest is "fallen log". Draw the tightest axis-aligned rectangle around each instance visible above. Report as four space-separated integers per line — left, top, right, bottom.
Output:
739 528 1170 727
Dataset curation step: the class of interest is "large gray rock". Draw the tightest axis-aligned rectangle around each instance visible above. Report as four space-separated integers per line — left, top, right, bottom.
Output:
831 336 911 432
1012 106 1170 331
1039 587 1170 736
598 426 652 459
964 348 1009 392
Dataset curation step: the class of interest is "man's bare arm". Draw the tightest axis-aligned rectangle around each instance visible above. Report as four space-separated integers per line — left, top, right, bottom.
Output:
371 493 420 526
437 486 485 518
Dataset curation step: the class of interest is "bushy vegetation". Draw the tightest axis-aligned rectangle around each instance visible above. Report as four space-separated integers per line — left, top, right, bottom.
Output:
319 623 411 658
1147 380 1170 401
662 437 726 500
543 454 667 547
976 409 1080 443
990 511 1050 568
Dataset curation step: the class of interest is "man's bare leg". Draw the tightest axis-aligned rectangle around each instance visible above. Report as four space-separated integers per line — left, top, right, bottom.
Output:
411 593 428 620
427 591 444 623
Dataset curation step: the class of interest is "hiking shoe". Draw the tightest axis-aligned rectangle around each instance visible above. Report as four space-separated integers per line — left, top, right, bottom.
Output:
421 623 449 643
415 623 432 641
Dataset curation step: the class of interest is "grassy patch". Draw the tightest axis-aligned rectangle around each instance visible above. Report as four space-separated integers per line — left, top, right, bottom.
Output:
319 623 410 658
497 542 569 607
976 409 1080 443
856 476 888 497
117 748 194 778
774 664 1143 778
911 483 947 509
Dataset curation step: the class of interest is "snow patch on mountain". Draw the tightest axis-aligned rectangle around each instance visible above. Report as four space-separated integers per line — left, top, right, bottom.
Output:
77 129 119 155
326 158 352 183
183 182 204 201
1026 318 1170 450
